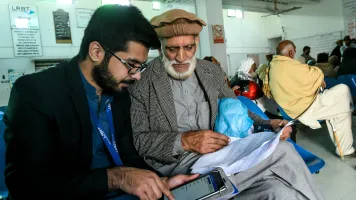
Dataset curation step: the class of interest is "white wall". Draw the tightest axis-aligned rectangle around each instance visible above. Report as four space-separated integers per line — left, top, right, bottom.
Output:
223 9 282 76
0 0 101 106
279 0 345 58
280 0 344 40
0 0 183 106
0 0 199 106
224 10 282 54
196 0 229 73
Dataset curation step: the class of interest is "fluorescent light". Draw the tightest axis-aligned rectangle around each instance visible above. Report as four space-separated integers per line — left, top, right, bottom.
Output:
236 10 243 19
152 2 160 10
56 0 73 4
227 9 236 17
102 0 131 5
15 18 29 28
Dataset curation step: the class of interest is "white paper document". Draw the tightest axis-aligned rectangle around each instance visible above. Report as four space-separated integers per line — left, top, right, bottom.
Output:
191 122 294 176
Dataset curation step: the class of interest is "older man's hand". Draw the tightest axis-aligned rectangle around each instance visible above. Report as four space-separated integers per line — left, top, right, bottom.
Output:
268 119 292 140
280 125 292 140
181 130 230 154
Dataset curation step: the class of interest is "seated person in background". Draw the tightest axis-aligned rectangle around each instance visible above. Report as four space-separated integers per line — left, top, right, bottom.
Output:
3 5 196 200
351 39 356 48
340 35 352 56
230 58 262 100
130 9 325 200
203 56 220 65
264 40 356 158
315 52 337 77
256 54 273 84
256 54 281 119
300 46 315 64
230 57 258 86
307 59 316 66
329 55 340 73
338 48 356 76
330 40 343 64
203 56 230 87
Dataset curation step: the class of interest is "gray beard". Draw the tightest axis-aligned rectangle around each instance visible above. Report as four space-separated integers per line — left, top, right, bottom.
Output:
162 54 197 80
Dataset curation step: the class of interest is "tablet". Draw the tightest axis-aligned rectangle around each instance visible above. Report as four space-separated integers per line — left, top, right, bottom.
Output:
165 168 236 200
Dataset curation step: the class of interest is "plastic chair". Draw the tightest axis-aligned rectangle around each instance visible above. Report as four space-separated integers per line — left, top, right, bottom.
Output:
325 75 356 97
337 74 356 96
0 107 8 198
324 77 340 90
277 105 293 121
237 96 325 174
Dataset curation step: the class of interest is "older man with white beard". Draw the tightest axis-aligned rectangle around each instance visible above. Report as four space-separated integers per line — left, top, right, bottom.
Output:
129 9 325 199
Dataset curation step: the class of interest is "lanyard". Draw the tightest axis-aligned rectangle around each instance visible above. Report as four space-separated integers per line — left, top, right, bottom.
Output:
89 103 123 166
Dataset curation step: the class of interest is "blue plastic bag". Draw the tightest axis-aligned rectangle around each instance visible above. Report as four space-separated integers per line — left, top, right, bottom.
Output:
214 98 254 138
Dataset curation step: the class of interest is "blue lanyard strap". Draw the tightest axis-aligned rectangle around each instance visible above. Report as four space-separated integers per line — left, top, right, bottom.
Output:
89 103 123 166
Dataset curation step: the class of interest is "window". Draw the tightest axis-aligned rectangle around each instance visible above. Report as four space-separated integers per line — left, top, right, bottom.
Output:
227 9 243 19
227 9 236 17
236 10 243 19
101 0 131 5
56 0 73 4
152 1 160 10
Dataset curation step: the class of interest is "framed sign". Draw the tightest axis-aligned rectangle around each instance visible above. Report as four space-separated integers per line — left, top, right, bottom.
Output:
12 29 43 57
9 4 39 29
212 25 224 44
53 9 72 44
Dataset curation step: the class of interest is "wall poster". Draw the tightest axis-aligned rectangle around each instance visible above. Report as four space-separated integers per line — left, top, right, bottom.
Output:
75 8 94 28
9 4 39 29
212 25 224 44
53 9 72 43
12 29 42 56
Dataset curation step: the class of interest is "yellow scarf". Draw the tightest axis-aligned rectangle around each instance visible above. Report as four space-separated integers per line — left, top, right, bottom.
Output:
263 56 324 118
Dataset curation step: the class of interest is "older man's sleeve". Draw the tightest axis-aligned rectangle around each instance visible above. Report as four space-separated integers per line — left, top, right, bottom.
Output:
215 66 235 99
130 88 185 163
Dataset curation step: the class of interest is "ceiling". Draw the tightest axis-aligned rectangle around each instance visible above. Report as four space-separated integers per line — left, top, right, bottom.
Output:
136 0 321 13
222 0 321 5
222 0 320 13
137 0 320 5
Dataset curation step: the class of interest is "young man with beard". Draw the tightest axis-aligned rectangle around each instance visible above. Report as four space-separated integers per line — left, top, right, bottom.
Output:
3 5 196 200
130 9 325 199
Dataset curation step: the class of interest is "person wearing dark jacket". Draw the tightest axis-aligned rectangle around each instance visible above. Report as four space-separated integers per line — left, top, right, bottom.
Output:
315 52 337 77
3 5 196 200
330 40 343 64
338 47 356 76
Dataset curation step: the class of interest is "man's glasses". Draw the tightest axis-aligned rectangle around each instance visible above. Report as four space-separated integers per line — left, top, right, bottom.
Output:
102 46 147 74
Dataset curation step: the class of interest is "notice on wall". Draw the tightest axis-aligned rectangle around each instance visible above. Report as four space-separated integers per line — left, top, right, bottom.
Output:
163 0 196 14
315 32 342 54
12 29 43 57
347 18 356 38
8 69 25 89
9 4 39 29
342 0 356 38
212 25 224 44
53 9 72 44
75 8 94 28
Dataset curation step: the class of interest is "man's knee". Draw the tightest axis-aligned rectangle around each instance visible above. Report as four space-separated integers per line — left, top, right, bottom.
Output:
236 179 307 200
274 140 305 164
276 140 297 155
265 180 306 200
333 84 351 95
